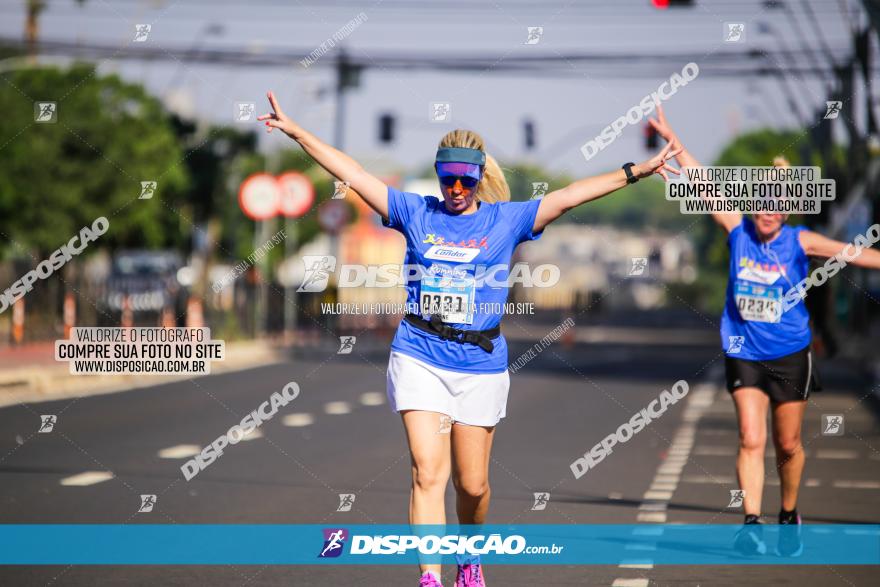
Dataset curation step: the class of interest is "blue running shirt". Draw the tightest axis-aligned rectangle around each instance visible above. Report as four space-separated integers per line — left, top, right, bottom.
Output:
720 218 811 361
382 185 544 373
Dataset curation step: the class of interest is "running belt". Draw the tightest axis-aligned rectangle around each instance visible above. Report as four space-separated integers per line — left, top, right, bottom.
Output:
403 314 500 353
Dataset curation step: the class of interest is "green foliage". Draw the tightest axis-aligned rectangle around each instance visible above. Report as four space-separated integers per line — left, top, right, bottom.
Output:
714 128 811 168
0 63 190 256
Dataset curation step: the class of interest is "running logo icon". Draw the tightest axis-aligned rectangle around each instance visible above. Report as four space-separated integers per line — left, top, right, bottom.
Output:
38 415 57 433
524 27 543 45
133 24 151 42
629 257 648 277
337 336 356 354
139 181 157 200
824 101 842 120
727 489 745 508
531 492 550 511
138 494 157 513
332 181 350 200
530 182 549 200
298 256 337 292
437 415 453 434
34 102 57 123
318 528 348 558
236 102 256 122
336 494 356 512
727 336 745 354
821 414 844 436
430 102 451 123
724 23 745 42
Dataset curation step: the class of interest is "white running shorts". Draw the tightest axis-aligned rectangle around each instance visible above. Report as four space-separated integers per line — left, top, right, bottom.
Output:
386 350 510 427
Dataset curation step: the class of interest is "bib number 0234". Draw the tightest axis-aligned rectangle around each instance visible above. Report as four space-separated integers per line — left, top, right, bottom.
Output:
734 281 782 323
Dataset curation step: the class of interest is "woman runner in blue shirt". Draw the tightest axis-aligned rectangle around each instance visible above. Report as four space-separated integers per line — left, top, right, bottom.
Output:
648 104 880 557
260 91 679 586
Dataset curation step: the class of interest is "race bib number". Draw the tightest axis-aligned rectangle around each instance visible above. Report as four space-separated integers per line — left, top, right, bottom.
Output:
420 274 475 325
735 281 782 323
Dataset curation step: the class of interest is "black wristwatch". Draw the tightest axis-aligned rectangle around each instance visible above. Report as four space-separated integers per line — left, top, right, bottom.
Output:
622 162 639 184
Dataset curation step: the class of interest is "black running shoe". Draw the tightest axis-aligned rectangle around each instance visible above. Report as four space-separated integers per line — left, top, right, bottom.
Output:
734 515 767 556
777 511 803 557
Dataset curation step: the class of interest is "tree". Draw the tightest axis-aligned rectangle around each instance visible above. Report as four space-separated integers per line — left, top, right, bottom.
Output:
0 63 190 257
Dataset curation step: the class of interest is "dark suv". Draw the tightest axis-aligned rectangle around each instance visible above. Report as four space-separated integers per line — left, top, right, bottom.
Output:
98 250 185 326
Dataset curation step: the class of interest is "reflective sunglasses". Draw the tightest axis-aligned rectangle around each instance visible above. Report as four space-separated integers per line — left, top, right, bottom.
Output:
439 175 480 188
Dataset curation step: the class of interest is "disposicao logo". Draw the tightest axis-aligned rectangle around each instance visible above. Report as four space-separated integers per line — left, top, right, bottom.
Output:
318 528 348 558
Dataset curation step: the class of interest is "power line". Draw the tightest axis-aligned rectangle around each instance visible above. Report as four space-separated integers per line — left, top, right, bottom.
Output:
0 37 865 78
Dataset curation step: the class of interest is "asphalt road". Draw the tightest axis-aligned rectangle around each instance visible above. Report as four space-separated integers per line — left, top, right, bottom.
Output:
1 324 878 586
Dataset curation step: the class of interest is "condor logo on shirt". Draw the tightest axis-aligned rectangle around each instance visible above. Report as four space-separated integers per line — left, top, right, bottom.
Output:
424 245 480 263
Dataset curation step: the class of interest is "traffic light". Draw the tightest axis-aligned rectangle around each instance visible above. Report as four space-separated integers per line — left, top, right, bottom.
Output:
523 119 535 150
379 113 395 144
645 123 658 150
651 0 693 8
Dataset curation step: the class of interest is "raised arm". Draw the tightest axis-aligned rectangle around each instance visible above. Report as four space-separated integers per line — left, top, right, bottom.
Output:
799 230 880 269
258 91 389 219
648 104 741 233
533 141 681 233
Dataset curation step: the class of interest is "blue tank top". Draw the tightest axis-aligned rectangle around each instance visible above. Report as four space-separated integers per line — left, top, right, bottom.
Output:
382 185 544 373
720 218 811 360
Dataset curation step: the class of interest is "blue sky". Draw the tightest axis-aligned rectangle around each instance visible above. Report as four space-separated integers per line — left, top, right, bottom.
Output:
0 0 869 180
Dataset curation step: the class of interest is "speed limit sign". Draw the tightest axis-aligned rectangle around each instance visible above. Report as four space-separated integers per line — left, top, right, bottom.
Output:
318 200 351 234
238 173 281 220
277 172 315 218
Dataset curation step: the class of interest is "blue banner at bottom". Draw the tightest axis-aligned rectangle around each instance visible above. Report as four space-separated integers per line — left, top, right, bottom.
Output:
1 524 878 565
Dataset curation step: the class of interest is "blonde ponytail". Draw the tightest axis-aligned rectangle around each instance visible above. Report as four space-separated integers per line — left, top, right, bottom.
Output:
438 129 510 203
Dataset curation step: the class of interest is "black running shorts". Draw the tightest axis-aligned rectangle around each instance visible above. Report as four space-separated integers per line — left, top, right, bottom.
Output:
725 345 821 403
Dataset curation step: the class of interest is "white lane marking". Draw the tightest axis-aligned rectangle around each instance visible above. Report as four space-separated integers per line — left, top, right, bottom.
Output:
608 492 624 500
632 383 718 529
805 478 821 488
157 444 201 459
60 471 114 486
618 563 654 569
240 428 263 442
816 449 858 460
693 446 737 456
282 413 314 427
664 455 689 464
658 464 684 475
682 474 735 485
359 392 385 406
612 579 649 587
324 401 352 415
832 480 880 489
650 482 677 492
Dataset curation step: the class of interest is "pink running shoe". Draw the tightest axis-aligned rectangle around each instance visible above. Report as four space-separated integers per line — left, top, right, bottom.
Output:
420 571 444 587
455 561 485 586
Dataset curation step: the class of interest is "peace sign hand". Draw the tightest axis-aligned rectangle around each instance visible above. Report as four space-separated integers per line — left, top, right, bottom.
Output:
257 91 299 138
636 140 683 182
647 103 679 149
